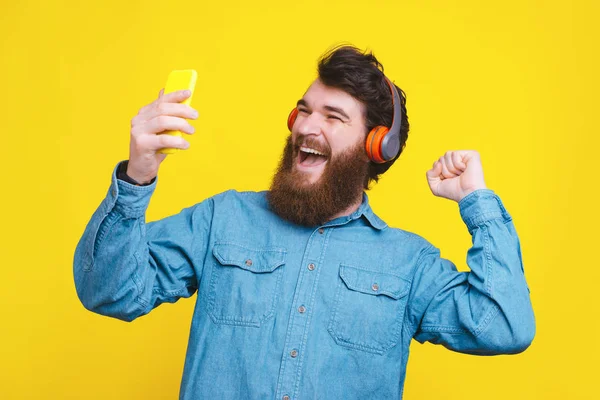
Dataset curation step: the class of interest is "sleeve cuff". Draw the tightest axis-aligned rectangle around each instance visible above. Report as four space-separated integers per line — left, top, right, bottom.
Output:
458 189 512 232
108 161 157 218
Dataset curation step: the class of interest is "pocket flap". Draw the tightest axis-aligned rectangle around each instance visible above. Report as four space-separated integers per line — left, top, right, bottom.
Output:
213 243 286 273
339 265 410 299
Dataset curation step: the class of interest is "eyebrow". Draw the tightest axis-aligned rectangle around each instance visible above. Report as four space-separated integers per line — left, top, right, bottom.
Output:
296 99 350 121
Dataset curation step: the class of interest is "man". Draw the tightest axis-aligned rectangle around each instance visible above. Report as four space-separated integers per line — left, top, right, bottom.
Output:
74 45 535 399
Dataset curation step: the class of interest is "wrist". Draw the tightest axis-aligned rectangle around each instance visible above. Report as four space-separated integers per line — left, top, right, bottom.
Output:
126 169 155 185
117 161 156 186
459 185 488 202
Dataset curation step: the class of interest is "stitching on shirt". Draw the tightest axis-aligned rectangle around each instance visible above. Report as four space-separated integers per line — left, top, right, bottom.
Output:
83 200 109 272
191 199 213 293
131 252 145 296
113 203 147 218
464 211 503 231
403 312 414 339
151 286 192 297
130 251 149 314
331 338 386 355
133 295 148 311
292 227 333 399
338 264 412 281
405 245 434 335
472 303 501 337
275 231 318 397
89 211 122 271
419 325 469 334
214 241 287 255
338 265 410 299
482 225 494 297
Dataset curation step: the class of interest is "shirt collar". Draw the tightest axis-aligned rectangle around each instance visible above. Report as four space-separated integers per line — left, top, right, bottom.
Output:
356 192 388 230
323 192 387 230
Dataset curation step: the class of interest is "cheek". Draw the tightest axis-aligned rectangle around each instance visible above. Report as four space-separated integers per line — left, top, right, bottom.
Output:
329 129 365 155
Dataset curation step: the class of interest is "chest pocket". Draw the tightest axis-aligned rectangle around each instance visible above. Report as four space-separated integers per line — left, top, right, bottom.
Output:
328 264 411 355
207 243 286 327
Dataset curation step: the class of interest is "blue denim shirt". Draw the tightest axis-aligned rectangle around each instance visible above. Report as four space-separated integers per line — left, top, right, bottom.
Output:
73 161 535 399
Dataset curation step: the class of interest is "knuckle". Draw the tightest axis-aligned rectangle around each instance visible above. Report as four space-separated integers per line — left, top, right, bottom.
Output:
157 102 168 114
131 115 142 128
138 103 150 115
157 134 169 147
156 115 168 128
133 138 146 151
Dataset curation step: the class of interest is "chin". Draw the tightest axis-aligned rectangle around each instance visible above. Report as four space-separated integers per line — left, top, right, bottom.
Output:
293 164 326 185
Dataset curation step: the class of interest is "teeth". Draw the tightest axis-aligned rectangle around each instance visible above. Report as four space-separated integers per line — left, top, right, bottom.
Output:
300 146 326 156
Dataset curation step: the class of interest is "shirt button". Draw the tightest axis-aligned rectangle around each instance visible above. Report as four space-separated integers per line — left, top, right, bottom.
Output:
290 349 298 358
298 305 306 313
372 283 379 291
308 263 315 271
318 228 324 234
245 259 253 267
283 396 290 400
111 188 116 196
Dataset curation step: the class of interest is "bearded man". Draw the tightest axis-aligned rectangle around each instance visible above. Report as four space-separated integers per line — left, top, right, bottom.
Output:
74 45 535 400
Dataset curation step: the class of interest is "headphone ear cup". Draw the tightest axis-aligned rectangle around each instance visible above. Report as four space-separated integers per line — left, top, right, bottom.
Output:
365 126 389 163
287 108 299 131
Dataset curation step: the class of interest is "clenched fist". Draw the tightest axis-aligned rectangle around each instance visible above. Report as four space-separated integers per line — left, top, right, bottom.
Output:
426 150 487 202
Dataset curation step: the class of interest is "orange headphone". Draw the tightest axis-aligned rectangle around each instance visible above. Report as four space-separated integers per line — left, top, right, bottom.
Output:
287 76 403 164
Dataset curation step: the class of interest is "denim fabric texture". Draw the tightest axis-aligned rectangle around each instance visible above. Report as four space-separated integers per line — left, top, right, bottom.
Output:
74 161 535 399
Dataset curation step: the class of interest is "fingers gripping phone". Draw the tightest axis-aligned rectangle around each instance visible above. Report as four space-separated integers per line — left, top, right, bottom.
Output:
158 69 197 154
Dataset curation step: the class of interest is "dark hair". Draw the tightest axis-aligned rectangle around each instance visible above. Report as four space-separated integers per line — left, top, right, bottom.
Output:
317 45 409 189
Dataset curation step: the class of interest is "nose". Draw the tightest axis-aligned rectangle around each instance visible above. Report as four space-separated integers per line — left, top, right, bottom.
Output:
295 111 324 138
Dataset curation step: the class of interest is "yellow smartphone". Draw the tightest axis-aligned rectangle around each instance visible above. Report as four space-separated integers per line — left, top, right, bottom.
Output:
158 69 198 154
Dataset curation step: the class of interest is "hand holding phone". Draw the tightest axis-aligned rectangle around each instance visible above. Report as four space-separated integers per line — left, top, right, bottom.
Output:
158 69 198 154
126 70 198 184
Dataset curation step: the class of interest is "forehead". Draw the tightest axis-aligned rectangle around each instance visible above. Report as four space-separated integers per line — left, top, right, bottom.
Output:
302 79 365 117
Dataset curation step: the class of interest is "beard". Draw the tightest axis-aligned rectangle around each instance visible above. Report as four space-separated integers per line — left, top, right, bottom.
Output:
267 134 370 227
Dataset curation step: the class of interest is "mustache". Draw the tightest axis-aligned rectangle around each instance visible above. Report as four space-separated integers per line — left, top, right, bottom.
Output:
294 135 331 156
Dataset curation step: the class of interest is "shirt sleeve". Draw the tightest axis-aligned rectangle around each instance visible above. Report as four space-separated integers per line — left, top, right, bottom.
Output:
73 161 213 322
408 189 535 355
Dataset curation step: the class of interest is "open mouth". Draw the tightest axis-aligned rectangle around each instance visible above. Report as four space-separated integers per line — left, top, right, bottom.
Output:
297 146 329 168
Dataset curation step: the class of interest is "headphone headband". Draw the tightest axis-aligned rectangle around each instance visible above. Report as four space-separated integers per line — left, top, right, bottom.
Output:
379 77 403 161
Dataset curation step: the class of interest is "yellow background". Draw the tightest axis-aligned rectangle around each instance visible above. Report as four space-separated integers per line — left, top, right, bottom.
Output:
1 0 598 398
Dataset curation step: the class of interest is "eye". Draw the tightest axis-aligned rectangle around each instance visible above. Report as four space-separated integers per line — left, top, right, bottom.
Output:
327 115 342 121
298 108 309 114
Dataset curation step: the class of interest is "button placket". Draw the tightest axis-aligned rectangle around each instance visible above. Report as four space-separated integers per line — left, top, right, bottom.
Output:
276 228 330 400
